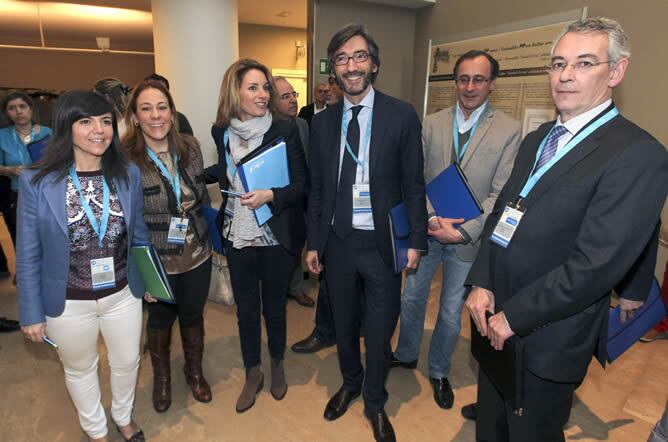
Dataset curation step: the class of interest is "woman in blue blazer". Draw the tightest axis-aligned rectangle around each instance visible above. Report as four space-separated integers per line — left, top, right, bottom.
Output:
17 91 149 442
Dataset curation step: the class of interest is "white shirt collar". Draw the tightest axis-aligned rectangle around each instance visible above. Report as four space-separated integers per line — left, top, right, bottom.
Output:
455 100 488 134
556 99 612 135
343 87 375 113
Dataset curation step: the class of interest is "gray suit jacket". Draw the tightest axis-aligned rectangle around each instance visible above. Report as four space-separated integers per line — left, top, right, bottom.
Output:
423 105 521 261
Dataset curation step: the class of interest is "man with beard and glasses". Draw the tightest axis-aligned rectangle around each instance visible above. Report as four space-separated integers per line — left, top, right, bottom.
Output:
306 24 426 442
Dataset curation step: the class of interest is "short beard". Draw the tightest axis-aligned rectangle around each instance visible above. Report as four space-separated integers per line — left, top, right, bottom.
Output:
337 69 373 96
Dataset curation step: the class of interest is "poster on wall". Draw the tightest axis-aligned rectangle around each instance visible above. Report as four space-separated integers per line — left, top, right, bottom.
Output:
426 15 585 137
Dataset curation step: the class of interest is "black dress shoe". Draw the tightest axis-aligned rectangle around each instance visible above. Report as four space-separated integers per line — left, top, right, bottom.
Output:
389 353 417 369
291 331 335 353
430 377 454 409
461 402 477 421
324 387 361 421
364 408 396 442
0 317 20 333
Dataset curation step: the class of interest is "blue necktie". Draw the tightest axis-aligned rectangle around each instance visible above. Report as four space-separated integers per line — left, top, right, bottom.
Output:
333 105 362 239
534 125 569 172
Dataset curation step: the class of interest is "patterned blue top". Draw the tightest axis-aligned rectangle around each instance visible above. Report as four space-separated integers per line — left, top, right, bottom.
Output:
0 125 52 190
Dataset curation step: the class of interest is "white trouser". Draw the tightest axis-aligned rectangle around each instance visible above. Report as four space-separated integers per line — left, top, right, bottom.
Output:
46 285 142 439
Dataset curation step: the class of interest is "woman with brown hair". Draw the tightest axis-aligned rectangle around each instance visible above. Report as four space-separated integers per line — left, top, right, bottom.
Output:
122 79 213 413
212 59 308 412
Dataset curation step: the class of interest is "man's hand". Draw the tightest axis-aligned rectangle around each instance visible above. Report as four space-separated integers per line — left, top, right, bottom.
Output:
240 189 273 209
465 286 495 336
619 297 644 323
305 250 323 274
406 248 421 269
427 217 465 244
488 311 515 350
22 322 46 343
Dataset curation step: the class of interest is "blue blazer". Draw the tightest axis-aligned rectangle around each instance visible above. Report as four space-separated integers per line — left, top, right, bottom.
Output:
16 164 150 326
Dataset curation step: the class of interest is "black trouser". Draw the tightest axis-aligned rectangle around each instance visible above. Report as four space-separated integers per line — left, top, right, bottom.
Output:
476 366 577 442
324 229 401 412
147 256 212 330
313 274 335 342
226 242 294 368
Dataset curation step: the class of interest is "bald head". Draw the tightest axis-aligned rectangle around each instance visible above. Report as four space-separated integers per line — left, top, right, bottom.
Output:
313 82 329 107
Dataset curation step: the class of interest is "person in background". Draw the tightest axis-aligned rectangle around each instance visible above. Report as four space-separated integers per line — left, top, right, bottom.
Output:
297 82 329 126
212 59 308 413
93 78 131 137
144 73 195 136
640 223 668 342
123 79 213 413
390 50 521 412
18 90 149 442
273 76 314 308
326 76 344 105
0 90 52 296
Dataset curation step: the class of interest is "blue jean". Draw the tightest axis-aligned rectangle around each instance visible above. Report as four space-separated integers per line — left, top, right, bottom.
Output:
394 239 473 379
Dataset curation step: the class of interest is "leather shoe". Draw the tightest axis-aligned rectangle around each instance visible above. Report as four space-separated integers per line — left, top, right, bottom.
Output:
461 402 477 421
430 377 454 409
291 331 335 353
0 317 20 333
324 387 361 421
363 408 396 442
389 353 417 369
288 292 315 307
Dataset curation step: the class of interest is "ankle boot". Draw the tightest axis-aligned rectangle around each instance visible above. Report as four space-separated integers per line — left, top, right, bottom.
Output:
180 324 212 403
270 358 287 400
147 327 172 413
236 365 264 413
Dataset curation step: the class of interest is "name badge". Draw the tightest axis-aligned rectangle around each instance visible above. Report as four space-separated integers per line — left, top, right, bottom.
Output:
352 184 372 214
490 204 525 248
90 257 115 290
168 216 189 244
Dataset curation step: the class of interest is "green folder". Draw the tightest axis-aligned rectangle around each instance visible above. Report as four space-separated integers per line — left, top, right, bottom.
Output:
130 245 175 304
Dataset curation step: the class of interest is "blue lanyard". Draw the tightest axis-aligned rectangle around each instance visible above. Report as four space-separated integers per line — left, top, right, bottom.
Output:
452 108 483 162
146 148 182 211
68 167 110 248
519 107 619 198
223 130 237 178
13 126 36 164
341 107 373 180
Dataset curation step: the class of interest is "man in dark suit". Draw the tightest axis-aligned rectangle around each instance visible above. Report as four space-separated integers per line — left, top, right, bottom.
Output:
297 82 329 126
465 17 668 442
306 24 427 442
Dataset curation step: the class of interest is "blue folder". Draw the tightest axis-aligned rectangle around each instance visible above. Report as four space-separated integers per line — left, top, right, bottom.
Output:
202 206 224 255
237 137 290 226
388 202 411 274
426 163 483 221
607 277 665 362
26 135 51 162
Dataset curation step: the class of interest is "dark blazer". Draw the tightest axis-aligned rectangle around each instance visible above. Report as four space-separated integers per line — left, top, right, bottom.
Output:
307 89 428 269
297 103 315 126
211 118 309 256
16 165 150 326
466 111 668 383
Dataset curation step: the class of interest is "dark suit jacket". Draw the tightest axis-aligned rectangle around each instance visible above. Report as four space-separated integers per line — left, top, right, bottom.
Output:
307 89 427 269
210 118 309 256
298 102 327 127
466 110 668 383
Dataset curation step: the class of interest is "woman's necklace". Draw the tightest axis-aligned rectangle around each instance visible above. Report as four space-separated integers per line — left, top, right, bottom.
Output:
15 125 34 144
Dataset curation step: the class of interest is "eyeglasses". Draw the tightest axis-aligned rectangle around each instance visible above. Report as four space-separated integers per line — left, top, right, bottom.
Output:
279 91 299 100
317 88 330 94
333 51 369 66
455 76 491 87
547 60 612 74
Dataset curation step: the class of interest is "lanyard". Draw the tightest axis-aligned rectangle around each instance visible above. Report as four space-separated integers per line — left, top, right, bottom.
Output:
68 167 110 248
146 148 182 211
452 108 483 162
13 126 35 164
341 107 373 181
223 130 237 178
519 107 619 198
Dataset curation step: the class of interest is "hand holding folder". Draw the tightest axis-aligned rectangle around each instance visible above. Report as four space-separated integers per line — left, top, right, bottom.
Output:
426 163 483 222
130 245 175 303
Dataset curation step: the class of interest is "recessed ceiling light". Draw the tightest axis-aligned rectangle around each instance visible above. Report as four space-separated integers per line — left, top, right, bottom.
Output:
277 11 290 17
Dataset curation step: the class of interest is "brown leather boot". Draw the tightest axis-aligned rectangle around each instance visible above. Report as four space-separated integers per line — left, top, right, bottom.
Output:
147 327 172 413
180 324 212 403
